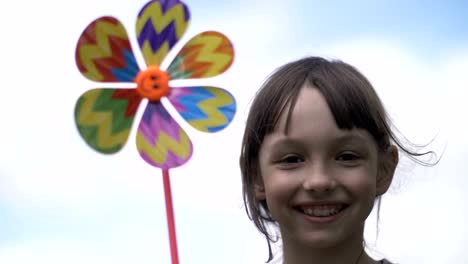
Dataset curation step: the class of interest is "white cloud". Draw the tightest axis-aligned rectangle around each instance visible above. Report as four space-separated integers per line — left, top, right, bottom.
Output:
0 238 170 264
0 0 294 263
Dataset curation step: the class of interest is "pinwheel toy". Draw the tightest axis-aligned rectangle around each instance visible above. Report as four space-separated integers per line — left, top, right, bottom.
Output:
74 0 235 263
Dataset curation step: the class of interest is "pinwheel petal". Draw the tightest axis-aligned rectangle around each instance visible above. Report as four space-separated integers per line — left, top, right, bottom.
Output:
75 88 143 154
166 31 234 80
136 102 193 169
136 0 190 66
75 17 140 83
167 86 236 133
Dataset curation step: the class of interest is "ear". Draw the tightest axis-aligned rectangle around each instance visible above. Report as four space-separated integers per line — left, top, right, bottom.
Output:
254 179 266 200
376 145 399 196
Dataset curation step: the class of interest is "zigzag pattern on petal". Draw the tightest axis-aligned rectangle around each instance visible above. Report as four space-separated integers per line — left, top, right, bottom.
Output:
111 89 143 118
76 16 139 82
136 102 193 169
167 31 234 80
137 129 192 169
136 0 190 66
168 86 236 132
75 88 142 153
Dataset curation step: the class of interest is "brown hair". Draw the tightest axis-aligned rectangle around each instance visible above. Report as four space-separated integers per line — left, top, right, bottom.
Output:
239 56 437 262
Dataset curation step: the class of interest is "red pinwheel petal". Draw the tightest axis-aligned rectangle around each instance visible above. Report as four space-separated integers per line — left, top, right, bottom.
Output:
75 16 140 83
166 31 234 80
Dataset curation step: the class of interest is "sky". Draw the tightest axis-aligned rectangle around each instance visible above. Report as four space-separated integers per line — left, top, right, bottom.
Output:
1 0 468 263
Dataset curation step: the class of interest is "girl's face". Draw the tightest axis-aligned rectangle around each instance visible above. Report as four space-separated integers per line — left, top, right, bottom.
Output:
257 85 385 248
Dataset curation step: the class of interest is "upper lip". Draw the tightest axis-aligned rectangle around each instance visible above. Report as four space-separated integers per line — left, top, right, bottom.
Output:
294 201 349 208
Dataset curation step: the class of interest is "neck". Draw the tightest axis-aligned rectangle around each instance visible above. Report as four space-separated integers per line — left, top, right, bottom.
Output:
281 226 374 264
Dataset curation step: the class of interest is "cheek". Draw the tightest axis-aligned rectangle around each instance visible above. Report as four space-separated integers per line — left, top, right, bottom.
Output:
339 166 378 199
261 167 301 213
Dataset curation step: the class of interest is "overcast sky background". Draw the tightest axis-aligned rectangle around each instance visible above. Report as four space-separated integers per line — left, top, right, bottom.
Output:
1 0 467 263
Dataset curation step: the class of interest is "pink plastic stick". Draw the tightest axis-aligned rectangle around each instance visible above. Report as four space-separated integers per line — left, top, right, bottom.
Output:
162 169 179 264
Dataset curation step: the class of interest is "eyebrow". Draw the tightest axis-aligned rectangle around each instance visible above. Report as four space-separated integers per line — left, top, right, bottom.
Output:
269 131 371 147
332 133 369 144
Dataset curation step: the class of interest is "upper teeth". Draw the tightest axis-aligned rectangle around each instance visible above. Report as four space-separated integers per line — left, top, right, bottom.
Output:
302 205 343 217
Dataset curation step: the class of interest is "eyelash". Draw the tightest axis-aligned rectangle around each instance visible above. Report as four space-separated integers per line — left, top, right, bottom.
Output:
278 155 304 164
273 154 304 169
336 152 362 164
274 151 363 169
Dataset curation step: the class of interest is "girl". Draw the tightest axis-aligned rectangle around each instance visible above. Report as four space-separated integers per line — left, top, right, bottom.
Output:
239 56 435 264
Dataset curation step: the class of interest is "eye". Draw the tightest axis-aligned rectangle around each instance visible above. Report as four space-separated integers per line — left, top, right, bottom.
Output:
336 151 361 165
274 154 304 169
280 155 304 164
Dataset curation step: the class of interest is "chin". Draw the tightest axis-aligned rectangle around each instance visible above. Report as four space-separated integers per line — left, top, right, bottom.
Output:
297 231 347 249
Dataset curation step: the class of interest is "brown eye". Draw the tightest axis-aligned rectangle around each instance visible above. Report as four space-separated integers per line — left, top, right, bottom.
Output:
337 153 359 161
336 152 362 166
280 155 304 164
274 154 304 170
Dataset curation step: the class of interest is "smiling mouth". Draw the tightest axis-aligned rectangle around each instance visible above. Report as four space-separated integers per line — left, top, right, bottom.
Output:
294 204 349 217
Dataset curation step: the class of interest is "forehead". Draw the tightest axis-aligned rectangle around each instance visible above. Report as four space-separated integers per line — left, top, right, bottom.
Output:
267 85 375 146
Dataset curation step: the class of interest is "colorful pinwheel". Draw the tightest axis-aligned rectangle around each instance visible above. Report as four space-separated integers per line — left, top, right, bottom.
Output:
73 0 235 263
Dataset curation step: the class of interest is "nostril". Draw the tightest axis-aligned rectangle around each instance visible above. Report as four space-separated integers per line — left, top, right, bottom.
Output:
150 75 158 80
153 84 159 89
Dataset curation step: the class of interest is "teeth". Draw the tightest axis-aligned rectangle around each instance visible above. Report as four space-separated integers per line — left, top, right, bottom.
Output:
302 205 343 217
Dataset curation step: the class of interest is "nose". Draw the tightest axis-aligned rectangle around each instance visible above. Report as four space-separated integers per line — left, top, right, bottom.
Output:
302 163 337 193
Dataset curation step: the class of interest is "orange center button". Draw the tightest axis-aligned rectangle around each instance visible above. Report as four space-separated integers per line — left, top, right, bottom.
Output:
135 66 170 101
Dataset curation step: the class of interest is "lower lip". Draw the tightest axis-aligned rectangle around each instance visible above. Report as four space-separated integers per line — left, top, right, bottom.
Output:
299 208 347 224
